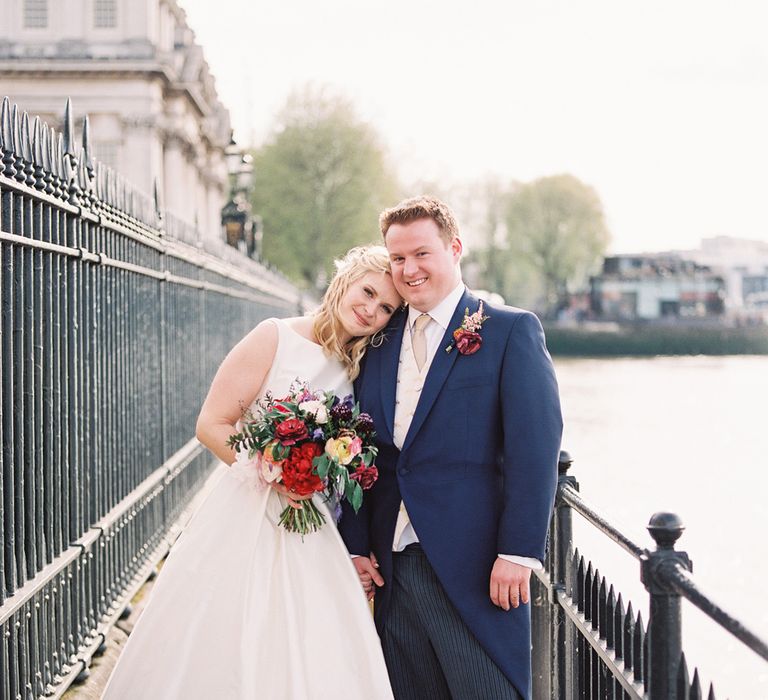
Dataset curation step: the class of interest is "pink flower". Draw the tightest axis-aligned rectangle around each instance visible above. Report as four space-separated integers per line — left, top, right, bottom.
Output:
349 437 363 458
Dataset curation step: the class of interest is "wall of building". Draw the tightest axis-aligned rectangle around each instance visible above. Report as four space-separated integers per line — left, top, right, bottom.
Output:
0 0 230 240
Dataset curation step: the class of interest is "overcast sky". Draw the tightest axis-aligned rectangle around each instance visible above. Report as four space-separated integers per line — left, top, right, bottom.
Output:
180 0 768 254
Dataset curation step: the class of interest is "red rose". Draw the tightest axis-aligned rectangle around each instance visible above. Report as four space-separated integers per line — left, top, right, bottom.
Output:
453 329 482 355
350 464 379 490
281 442 324 496
275 418 308 445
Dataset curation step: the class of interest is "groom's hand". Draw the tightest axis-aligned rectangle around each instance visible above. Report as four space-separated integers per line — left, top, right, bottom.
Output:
353 554 384 601
490 558 531 611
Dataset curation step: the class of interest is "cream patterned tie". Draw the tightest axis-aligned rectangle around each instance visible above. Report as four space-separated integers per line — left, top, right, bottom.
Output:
412 313 431 371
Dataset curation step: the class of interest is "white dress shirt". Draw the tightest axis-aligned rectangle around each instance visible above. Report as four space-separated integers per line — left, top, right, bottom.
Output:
392 282 542 571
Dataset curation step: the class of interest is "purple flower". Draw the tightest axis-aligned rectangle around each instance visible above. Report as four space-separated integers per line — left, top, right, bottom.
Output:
330 399 353 423
354 413 374 436
312 428 325 441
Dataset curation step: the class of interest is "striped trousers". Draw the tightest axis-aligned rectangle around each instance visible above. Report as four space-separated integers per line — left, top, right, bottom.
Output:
382 544 522 700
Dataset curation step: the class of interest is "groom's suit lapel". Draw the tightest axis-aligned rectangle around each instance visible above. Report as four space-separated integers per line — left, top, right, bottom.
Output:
378 309 407 444
401 288 476 453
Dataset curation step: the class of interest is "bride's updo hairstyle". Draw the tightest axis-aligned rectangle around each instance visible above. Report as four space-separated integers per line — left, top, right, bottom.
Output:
313 245 396 380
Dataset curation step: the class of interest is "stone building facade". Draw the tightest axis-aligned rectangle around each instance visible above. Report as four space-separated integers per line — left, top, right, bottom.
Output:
0 0 231 239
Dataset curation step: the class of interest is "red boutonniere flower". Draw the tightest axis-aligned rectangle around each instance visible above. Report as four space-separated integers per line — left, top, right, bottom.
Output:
445 301 490 356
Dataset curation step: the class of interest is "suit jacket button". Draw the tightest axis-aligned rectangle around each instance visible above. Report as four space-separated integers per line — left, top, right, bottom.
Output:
398 468 409 476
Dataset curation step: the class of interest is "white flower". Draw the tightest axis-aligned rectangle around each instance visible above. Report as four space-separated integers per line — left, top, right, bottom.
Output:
299 400 329 424
260 454 282 483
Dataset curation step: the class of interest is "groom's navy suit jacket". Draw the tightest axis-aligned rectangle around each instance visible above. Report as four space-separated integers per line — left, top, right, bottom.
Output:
338 288 562 700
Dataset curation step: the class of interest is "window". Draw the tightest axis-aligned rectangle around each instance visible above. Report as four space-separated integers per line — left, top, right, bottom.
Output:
94 0 117 29
23 0 48 28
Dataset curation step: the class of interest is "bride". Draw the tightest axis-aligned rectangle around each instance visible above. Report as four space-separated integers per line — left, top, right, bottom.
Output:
102 246 402 699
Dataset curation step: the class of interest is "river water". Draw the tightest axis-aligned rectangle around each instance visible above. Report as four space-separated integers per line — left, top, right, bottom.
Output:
554 355 768 699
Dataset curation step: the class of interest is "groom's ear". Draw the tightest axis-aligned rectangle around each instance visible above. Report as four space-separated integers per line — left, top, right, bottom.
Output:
450 235 463 261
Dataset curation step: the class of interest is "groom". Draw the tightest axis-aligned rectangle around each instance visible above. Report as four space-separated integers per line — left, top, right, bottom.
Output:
339 195 563 700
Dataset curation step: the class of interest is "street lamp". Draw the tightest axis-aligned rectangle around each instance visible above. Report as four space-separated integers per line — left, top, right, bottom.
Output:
221 136 258 258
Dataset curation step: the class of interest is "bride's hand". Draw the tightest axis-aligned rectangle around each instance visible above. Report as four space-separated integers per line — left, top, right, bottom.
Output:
269 482 314 509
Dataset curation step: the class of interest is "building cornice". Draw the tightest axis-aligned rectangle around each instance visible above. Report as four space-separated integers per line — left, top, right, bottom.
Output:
0 60 227 142
0 59 173 79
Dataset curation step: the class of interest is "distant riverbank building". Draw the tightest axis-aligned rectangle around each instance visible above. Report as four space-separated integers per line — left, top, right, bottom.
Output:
591 255 726 321
0 0 231 239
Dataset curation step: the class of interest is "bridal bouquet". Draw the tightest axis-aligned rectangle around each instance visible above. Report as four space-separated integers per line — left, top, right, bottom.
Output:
227 384 379 535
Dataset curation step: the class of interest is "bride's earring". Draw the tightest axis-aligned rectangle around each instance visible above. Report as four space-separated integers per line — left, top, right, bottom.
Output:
370 330 385 348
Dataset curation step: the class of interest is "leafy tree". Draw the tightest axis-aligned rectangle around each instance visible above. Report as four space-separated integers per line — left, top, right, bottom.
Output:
251 87 400 290
455 178 540 310
504 174 610 317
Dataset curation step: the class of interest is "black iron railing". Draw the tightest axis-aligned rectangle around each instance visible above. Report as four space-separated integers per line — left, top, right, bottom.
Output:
531 451 768 699
0 97 301 699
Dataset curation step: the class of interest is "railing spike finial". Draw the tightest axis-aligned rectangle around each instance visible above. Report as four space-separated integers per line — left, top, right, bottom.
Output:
21 110 36 186
94 161 104 202
61 99 81 203
153 177 161 214
677 652 691 696
558 449 573 474
32 116 43 164
11 103 22 154
42 124 55 195
31 116 46 190
12 103 27 183
82 113 94 175
77 149 92 197
1 96 17 177
63 97 76 158
120 174 127 211
0 96 10 148
690 669 703 700
108 167 116 206
21 110 32 158
54 131 65 198
153 177 165 232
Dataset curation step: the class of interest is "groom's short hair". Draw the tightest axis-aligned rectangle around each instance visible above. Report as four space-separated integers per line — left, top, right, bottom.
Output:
379 195 460 245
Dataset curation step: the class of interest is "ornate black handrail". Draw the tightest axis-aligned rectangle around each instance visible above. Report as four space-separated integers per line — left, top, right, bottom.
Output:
531 451 768 699
0 97 301 700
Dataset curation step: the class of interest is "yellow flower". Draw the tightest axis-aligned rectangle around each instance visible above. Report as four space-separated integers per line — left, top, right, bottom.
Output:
325 436 357 465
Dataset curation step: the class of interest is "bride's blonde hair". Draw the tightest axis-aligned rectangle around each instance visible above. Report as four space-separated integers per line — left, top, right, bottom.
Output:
313 245 398 380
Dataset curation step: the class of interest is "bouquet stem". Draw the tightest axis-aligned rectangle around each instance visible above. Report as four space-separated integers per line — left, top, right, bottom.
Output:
278 498 326 535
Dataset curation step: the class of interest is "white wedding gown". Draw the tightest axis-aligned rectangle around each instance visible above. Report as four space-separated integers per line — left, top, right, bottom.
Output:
103 318 394 699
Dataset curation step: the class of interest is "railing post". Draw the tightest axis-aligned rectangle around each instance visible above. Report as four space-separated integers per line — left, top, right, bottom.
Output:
641 512 692 699
551 450 577 699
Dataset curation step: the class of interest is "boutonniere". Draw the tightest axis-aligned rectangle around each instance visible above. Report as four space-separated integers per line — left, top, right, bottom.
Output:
445 301 490 355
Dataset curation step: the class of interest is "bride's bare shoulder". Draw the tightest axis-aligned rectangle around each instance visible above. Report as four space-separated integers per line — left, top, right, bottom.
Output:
235 318 279 357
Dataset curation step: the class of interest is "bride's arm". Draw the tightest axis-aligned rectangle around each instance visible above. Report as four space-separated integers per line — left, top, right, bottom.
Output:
195 320 278 465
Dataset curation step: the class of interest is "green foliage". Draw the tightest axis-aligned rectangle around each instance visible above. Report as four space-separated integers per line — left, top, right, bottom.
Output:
544 323 768 357
251 86 400 291
504 174 610 317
